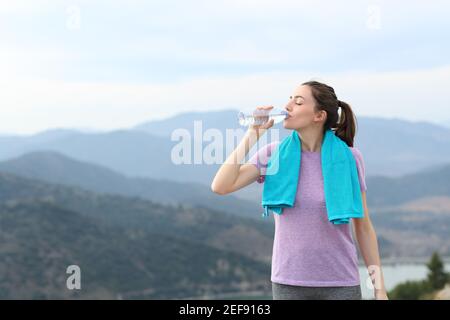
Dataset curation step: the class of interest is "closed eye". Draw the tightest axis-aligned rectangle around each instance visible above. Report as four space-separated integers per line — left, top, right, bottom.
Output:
290 96 304 105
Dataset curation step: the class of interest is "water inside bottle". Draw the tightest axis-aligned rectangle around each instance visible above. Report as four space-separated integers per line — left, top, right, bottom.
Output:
238 109 288 126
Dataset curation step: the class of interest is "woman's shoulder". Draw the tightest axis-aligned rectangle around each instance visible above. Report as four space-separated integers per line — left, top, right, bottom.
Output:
348 146 366 172
349 146 367 191
349 146 364 159
348 146 366 169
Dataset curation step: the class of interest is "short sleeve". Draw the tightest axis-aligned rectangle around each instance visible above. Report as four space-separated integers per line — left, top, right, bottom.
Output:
247 141 280 184
350 147 367 192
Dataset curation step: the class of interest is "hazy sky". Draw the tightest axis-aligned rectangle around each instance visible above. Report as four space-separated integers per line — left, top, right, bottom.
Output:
1 0 450 134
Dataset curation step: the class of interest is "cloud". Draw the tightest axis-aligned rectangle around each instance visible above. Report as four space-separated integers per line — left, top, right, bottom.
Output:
1 65 449 134
0 0 52 14
1 0 449 79
0 0 449 134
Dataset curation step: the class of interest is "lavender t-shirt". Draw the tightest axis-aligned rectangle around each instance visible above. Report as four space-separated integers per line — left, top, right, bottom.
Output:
247 140 367 287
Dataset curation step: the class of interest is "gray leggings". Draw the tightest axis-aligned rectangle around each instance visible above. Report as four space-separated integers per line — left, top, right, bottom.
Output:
272 282 362 300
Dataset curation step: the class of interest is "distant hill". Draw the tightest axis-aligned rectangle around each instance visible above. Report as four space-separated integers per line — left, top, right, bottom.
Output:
0 172 275 265
389 196 450 214
0 112 449 187
363 163 450 207
134 110 450 178
1 150 450 261
0 129 80 145
370 197 450 258
356 117 450 177
1 165 449 263
2 149 450 210
0 200 270 299
1 112 449 299
0 169 449 299
0 151 260 219
134 109 241 138
233 161 450 208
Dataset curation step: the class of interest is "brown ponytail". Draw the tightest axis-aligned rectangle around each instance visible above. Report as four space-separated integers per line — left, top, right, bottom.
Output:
302 81 358 147
334 99 358 147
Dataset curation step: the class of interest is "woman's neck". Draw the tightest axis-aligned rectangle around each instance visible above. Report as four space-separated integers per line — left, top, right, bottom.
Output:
295 127 324 153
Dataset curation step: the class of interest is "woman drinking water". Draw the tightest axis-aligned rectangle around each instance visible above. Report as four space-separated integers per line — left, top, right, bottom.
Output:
211 81 388 300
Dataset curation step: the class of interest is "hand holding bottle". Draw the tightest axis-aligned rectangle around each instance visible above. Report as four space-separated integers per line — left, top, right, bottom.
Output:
245 106 275 136
239 105 289 138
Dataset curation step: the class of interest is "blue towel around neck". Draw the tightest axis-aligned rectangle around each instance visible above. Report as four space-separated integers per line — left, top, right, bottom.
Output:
261 128 364 224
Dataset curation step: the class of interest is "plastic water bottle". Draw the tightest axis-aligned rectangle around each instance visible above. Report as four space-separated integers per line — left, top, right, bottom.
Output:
238 108 288 126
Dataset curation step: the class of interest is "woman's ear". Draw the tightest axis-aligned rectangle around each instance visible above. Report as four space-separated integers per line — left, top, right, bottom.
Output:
316 110 327 122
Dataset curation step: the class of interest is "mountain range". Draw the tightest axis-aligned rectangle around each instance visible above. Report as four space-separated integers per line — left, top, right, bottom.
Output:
0 172 275 299
1 150 449 262
1 150 450 210
1 110 450 299
0 151 259 219
1 110 450 188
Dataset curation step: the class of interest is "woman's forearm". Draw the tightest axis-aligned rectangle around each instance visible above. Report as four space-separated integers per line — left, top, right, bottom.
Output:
354 221 387 293
210 128 261 194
